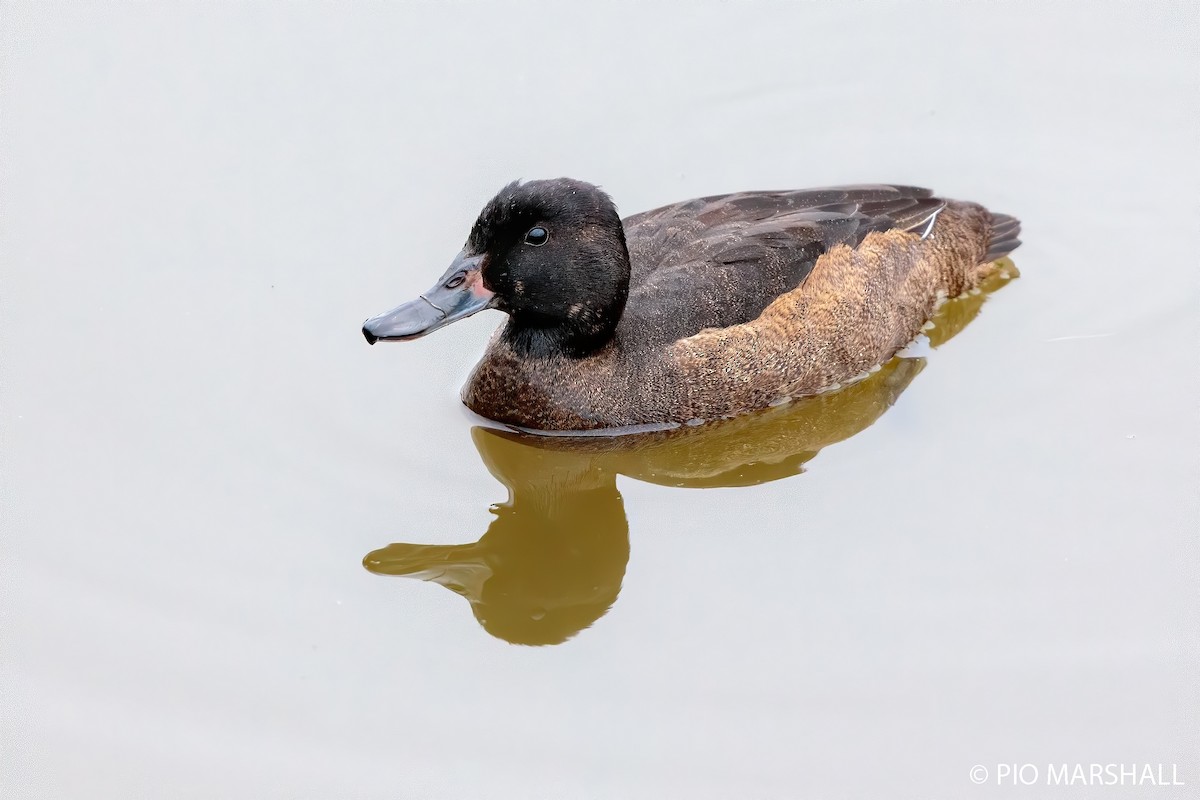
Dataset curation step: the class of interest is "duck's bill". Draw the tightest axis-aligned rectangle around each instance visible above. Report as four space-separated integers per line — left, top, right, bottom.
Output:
362 253 494 344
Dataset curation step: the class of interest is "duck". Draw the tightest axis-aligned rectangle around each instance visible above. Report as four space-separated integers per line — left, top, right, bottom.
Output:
362 178 1020 432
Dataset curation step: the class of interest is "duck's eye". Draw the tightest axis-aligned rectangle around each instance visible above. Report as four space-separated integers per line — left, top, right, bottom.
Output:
524 226 549 246
445 274 466 289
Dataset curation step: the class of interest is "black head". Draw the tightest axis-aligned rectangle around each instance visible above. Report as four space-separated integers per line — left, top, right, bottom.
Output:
469 178 630 357
362 178 630 358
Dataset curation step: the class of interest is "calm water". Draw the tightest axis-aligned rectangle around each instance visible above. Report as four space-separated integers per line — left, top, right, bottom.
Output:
4 4 1197 799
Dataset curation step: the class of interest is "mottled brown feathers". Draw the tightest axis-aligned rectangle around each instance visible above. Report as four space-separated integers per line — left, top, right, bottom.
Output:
617 186 947 349
461 184 1019 431
667 202 997 418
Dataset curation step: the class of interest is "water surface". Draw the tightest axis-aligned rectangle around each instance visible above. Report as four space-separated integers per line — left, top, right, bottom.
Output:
3 4 1197 799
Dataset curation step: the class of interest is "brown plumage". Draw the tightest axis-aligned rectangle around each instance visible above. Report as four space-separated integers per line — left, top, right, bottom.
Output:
363 179 1021 432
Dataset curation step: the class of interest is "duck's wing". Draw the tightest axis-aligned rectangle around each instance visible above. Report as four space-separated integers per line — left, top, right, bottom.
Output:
619 185 945 348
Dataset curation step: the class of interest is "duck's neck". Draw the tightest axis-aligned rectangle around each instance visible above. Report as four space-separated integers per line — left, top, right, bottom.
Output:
501 303 623 359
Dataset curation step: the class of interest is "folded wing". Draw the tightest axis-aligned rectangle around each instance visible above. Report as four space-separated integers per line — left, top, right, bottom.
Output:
618 185 946 348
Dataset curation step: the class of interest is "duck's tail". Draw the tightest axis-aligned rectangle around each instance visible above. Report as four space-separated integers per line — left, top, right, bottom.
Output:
984 212 1022 262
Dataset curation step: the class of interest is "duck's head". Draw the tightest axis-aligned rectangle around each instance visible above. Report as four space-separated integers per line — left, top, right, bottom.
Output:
363 178 630 357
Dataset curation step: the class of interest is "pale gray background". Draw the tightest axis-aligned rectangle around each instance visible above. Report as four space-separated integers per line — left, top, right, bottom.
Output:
2 2 1198 799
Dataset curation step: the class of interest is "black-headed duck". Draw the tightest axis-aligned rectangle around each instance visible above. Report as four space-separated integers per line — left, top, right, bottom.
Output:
362 179 1020 431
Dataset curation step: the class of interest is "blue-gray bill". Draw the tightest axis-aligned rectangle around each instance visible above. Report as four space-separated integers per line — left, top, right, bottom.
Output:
362 252 493 344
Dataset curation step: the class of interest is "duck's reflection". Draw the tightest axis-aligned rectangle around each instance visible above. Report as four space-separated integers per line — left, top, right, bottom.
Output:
366 429 630 645
364 264 1016 645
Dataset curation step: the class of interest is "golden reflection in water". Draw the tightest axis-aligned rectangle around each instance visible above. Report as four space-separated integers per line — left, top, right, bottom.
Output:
364 263 1017 645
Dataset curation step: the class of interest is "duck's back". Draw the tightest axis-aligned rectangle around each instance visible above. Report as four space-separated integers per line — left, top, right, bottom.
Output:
617 185 963 350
